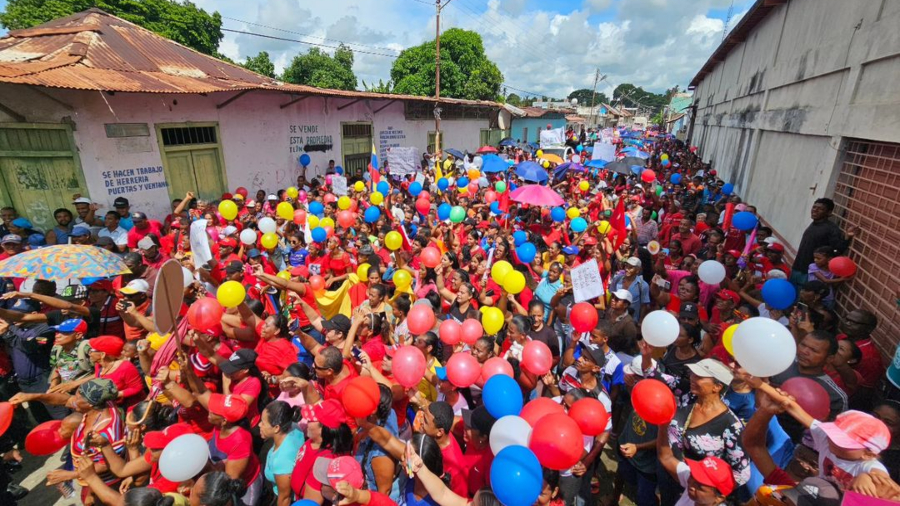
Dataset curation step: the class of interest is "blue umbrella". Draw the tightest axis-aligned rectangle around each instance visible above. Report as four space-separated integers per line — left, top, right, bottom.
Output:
515 161 548 183
556 162 586 173
585 159 608 168
445 148 465 159
481 154 508 174
498 138 516 147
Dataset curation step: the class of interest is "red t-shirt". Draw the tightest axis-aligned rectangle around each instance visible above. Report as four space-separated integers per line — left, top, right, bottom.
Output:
127 221 164 249
325 252 352 276
146 451 179 493
839 337 884 389
232 376 262 427
96 360 144 408
210 427 260 486
441 436 469 498
255 338 300 376
463 444 493 494
291 441 333 496
177 403 215 441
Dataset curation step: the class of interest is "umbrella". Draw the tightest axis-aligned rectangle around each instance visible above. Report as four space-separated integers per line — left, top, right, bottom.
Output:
605 161 631 175
481 154 508 174
445 148 465 159
585 159 608 168
498 138 516 147
556 162 586 173
541 154 564 164
510 185 565 207
515 161 549 183
476 146 498 154
620 156 646 167
0 244 130 281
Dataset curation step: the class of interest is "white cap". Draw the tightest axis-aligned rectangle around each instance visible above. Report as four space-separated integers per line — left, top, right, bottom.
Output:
625 256 642 268
767 269 788 280
611 289 634 304
763 237 778 245
72 197 92 205
222 226 238 236
624 355 655 377
267 194 278 201
137 236 156 250
120 279 150 295
687 359 734 385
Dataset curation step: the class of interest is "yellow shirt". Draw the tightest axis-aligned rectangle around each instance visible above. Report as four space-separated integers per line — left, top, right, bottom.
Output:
417 358 441 402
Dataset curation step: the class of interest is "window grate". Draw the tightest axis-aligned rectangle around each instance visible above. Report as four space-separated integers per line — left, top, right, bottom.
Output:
342 124 372 138
160 126 217 147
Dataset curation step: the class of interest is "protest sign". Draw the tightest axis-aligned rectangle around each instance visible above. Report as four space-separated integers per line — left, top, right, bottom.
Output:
593 142 616 162
571 259 605 303
540 128 565 148
332 175 348 195
387 147 419 177
189 219 212 269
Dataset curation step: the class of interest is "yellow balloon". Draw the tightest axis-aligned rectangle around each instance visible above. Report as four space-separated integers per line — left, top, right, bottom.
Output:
542 161 550 169
536 150 544 157
393 269 412 290
286 186 299 199
491 260 513 285
308 215 320 229
371 192 384 205
216 280 246 308
338 196 351 210
357 263 370 280
218 200 238 221
566 207 580 219
385 231 402 251
468 169 481 180
261 233 278 250
276 202 294 221
597 221 611 234
482 307 504 335
277 270 291 281
320 217 335 229
579 181 589 191
354 181 365 192
502 270 526 295
722 324 739 356
661 154 669 161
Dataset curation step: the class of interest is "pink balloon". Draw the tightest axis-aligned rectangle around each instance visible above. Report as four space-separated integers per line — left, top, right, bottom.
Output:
420 247 442 269
522 340 553 376
326 175 333 185
781 377 831 421
407 305 436 336
485 191 497 203
419 191 431 200
446 352 481 388
415 198 430 216
520 397 565 427
460 319 483 346
481 357 513 383
293 209 307 225
298 190 308 202
439 320 461 345
337 210 355 229
467 182 479 194
392 345 426 388
324 193 336 204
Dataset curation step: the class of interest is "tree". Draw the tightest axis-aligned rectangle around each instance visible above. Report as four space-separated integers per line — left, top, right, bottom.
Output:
241 51 275 78
505 93 522 106
362 79 394 94
0 0 224 55
569 88 609 107
613 83 670 115
390 28 503 101
282 45 357 90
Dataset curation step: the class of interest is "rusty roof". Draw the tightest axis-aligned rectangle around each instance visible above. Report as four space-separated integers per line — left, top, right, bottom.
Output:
519 106 567 118
0 8 502 108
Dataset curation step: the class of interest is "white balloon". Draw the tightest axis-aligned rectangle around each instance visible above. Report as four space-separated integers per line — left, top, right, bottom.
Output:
732 317 796 377
159 434 209 482
489 415 533 455
473 156 484 169
640 310 680 347
258 217 277 235
697 260 726 285
572 155 581 164
239 229 257 245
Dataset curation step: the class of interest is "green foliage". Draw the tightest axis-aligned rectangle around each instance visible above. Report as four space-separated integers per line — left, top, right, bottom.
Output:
568 88 609 107
504 93 522 106
282 45 357 90
613 83 670 113
240 51 275 78
390 28 503 101
0 0 224 55
362 79 394 94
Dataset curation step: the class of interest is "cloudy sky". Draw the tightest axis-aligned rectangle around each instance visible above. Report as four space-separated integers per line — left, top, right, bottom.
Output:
3 0 754 98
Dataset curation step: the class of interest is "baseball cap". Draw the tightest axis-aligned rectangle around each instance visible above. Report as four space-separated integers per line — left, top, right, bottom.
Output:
11 218 32 229
312 456 364 489
222 226 238 237
624 355 655 377
680 302 700 319
224 260 245 275
72 197 92 205
120 279 150 295
208 393 249 423
725 250 742 258
687 359 734 385
562 246 580 255
143 423 194 450
818 410 891 453
716 289 740 304
462 406 496 436
246 248 262 259
267 194 278 201
291 265 309 278
114 197 130 208
233 193 245 201
767 269 788 280
322 315 352 335
218 349 258 376
611 289 633 304
1 234 21 244
70 226 91 238
131 212 147 221
579 343 607 368
95 236 115 247
89 336 125 357
625 256 642 268
53 318 87 333
685 456 735 497
10 299 40 313
384 344 400 358
220 237 238 248
767 243 785 253
137 236 156 250
301 399 347 429
86 279 113 292
781 477 841 506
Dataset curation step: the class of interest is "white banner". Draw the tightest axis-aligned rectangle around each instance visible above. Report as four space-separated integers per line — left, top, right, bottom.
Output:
571 259 605 303
592 142 616 162
189 219 213 269
332 175 348 196
540 128 565 148
387 147 419 177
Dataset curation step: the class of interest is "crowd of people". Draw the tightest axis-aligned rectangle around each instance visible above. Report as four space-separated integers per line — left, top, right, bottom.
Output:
0 126 897 506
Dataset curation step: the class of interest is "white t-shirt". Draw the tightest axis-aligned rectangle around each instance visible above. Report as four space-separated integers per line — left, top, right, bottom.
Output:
98 226 128 246
810 420 888 490
436 392 469 416
757 303 789 326
673 462 727 506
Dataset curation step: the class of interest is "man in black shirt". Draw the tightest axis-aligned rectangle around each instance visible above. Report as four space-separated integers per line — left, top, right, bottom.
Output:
790 198 856 287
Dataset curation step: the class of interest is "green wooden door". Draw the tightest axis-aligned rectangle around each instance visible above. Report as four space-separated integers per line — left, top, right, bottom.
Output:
341 122 372 178
0 125 88 229
156 124 227 202
190 148 226 201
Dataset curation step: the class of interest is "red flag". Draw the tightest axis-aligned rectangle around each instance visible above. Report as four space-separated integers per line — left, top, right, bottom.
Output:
396 223 413 252
610 198 627 249
499 190 510 213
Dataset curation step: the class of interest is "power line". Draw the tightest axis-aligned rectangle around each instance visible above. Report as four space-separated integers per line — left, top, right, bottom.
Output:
446 0 559 66
221 16 402 54
221 28 401 58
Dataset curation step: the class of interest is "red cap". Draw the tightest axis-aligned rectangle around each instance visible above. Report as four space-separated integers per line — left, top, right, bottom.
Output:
89 336 124 357
88 279 114 292
686 457 735 497
301 399 346 429
725 250 742 258
208 393 249 423
143 423 194 450
716 289 740 304
220 237 238 248
709 170 717 176
291 265 309 278
767 243 785 253
313 455 365 489
222 193 234 201
362 338 386 364
384 344 399 358
170 221 183 229
819 410 891 453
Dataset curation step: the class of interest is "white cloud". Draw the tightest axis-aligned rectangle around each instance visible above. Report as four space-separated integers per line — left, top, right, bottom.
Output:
583 0 613 13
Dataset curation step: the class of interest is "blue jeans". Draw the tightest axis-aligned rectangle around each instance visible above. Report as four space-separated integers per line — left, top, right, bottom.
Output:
617 457 658 506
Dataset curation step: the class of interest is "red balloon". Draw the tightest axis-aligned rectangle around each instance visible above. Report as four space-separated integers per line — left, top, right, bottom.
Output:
187 297 224 331
420 191 431 200
570 302 599 333
337 210 355 229
324 193 337 204
293 209 307 225
416 198 431 216
530 413 584 470
569 398 610 436
439 319 461 345
460 319 483 345
467 182 479 194
485 191 498 203
407 305 436 336
632 379 677 425
309 275 326 293
828 256 857 278
0 402 12 437
481 357 514 383
641 169 656 183
421 247 442 269
343 376 380 418
293 265 309 279
522 340 553 376
323 226 335 238
520 397 565 427
235 187 249 198
392 346 427 388
350 199 359 213
25 420 66 456
781 377 831 421
446 352 481 388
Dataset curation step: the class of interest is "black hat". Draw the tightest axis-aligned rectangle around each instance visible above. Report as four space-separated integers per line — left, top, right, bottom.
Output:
680 302 700 319
224 260 245 275
218 349 258 375
322 315 352 335
580 343 607 368
462 406 496 435
114 197 130 208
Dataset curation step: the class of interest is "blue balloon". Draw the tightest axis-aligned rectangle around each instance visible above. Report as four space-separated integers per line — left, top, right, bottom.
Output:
335 166 343 175
292 500 319 506
409 181 423 197
309 201 324 216
631 165 642 175
516 242 536 264
490 446 542 506
483 375 523 419
364 206 381 223
490 201 502 215
576 144 584 152
437 203 451 221
570 217 587 233
513 230 527 246
509 183 517 192
550 207 566 222
311 227 327 243
299 154 311 167
722 183 734 195
437 178 449 191
761 279 796 310
376 181 389 195
661 159 671 167
458 177 469 188
732 211 758 231
670 173 682 185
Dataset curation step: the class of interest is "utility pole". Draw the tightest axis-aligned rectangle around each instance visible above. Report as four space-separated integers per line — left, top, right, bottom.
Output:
434 0 450 158
588 68 607 128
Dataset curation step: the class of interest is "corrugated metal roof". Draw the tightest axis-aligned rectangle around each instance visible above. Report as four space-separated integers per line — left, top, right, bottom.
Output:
0 8 502 108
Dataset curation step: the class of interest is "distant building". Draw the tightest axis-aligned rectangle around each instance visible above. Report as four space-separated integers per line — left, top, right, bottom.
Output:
509 107 568 144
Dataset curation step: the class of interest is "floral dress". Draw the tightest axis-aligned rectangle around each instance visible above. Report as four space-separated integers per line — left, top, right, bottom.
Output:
667 404 750 487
